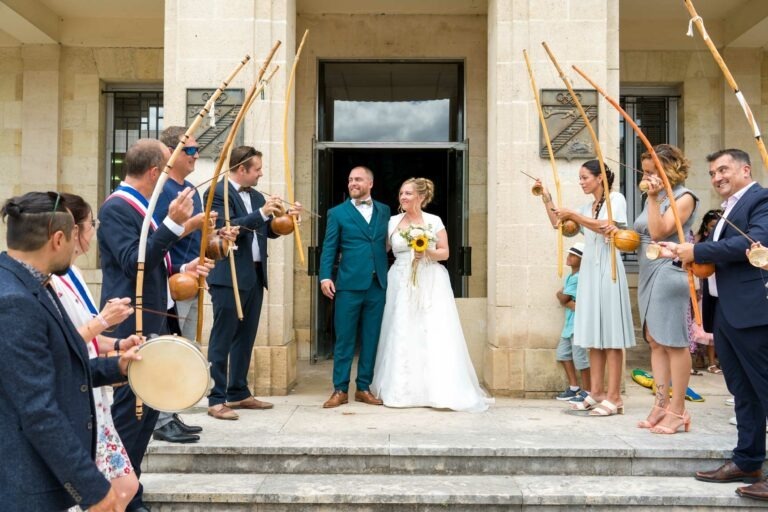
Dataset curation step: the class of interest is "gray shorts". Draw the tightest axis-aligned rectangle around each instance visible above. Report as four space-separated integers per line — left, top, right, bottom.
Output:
556 335 590 370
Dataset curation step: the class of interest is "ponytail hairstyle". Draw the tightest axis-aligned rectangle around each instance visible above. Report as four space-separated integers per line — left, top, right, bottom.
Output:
581 159 614 219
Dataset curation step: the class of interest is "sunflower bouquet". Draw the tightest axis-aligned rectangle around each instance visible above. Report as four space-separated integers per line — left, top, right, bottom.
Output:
399 223 437 286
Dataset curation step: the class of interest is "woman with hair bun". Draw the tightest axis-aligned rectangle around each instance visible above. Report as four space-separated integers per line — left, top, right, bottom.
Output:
537 160 635 417
371 177 492 412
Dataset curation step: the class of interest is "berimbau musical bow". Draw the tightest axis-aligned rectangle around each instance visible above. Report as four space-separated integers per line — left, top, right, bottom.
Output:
197 42 281 334
542 42 617 282
282 29 309 266
523 49 565 277
135 55 251 418
572 65 702 325
683 0 768 170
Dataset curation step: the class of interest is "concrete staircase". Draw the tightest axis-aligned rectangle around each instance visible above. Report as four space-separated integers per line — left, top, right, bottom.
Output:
140 386 766 510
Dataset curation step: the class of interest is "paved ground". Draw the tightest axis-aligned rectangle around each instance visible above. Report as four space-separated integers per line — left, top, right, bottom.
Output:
163 359 740 441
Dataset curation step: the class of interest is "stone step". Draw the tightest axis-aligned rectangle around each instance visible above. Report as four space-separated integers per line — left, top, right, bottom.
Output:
142 473 767 511
143 431 737 478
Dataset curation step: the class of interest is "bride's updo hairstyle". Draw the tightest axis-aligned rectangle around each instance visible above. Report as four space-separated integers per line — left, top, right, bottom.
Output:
402 177 434 208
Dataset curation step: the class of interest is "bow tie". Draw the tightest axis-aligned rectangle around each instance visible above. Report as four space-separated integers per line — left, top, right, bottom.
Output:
238 186 253 193
355 199 372 206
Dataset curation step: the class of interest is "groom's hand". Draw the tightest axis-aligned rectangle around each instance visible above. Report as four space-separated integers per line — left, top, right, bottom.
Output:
320 279 335 299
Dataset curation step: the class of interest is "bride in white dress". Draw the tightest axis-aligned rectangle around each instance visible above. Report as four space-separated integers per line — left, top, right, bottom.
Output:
371 178 492 412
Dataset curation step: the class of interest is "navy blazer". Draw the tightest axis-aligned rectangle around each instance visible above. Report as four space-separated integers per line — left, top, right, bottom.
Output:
98 194 180 338
205 181 277 294
0 253 124 510
694 183 768 329
319 199 390 291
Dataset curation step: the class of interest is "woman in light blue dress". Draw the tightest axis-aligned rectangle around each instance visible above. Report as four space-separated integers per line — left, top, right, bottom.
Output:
539 161 635 417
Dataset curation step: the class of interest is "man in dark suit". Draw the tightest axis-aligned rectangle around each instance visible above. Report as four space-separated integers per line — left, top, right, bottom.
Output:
98 139 210 511
0 192 138 511
675 149 768 501
204 146 294 420
319 166 390 408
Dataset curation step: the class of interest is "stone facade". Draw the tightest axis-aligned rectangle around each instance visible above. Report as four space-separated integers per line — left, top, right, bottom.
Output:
2 0 768 398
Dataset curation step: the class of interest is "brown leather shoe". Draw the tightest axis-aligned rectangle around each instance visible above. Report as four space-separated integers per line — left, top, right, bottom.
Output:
226 396 274 410
737 479 768 501
207 404 239 420
355 390 383 406
695 461 763 483
323 390 348 408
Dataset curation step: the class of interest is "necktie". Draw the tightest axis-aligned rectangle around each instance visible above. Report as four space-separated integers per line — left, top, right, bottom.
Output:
238 186 253 193
355 199 372 206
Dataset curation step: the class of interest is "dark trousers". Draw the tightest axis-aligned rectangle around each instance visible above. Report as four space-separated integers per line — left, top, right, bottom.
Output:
714 301 768 472
332 279 386 393
207 270 264 406
111 384 159 510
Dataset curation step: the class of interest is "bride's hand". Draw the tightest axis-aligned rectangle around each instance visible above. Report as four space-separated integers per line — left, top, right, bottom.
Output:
414 250 425 260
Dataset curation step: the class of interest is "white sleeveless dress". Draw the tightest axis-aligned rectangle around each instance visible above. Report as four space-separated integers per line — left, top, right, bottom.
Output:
370 212 493 412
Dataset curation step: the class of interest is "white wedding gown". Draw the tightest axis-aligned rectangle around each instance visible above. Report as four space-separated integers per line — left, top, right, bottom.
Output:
371 212 493 412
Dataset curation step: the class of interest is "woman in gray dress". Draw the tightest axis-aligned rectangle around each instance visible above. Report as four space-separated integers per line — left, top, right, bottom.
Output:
634 144 698 434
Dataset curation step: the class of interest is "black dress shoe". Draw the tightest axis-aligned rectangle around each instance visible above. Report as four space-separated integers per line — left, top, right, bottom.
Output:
172 413 202 433
152 420 200 443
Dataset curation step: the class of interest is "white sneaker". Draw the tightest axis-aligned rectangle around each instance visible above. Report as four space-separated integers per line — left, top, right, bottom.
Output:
729 416 768 432
725 397 735 405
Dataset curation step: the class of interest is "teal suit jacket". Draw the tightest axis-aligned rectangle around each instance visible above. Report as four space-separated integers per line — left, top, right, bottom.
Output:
319 199 390 290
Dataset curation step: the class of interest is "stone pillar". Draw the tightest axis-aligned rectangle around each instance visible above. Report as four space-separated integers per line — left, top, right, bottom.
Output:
164 0 298 395
484 0 618 397
21 45 61 192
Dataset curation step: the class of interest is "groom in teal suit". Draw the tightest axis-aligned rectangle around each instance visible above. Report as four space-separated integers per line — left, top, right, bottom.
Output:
320 166 390 408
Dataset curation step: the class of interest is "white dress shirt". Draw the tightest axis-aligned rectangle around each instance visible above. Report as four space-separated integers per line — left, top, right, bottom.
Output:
354 196 373 224
229 178 269 262
707 181 756 297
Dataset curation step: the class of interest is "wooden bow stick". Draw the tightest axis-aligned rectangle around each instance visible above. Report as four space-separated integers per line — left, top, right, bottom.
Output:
282 29 309 266
523 49 565 277
683 0 768 170
198 42 281 332
572 65 702 325
542 42 617 282
135 54 251 418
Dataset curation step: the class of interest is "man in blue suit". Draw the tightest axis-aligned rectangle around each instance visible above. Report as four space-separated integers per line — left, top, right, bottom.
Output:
320 166 390 408
204 146 295 420
99 139 209 512
0 192 137 511
675 149 768 501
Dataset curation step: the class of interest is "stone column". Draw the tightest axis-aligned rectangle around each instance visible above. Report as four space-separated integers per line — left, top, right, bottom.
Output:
164 0 298 395
484 0 618 397
21 45 61 192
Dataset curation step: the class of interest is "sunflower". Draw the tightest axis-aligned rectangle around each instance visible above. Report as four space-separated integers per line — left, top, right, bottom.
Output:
410 235 429 252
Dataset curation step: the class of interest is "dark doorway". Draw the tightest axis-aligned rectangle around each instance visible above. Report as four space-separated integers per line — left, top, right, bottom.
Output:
310 145 468 362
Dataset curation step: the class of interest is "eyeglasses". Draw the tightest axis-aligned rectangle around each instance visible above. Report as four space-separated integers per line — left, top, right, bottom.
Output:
81 218 100 230
169 145 200 157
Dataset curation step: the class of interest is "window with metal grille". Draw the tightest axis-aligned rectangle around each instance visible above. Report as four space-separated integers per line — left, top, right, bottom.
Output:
104 87 164 195
619 90 679 270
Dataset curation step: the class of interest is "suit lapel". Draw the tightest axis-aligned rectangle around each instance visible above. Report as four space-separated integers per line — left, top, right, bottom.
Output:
723 183 761 238
228 182 248 217
345 201 373 240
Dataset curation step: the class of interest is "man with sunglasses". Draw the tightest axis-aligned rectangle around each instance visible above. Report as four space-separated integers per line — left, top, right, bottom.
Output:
0 192 140 511
98 139 211 512
151 126 206 443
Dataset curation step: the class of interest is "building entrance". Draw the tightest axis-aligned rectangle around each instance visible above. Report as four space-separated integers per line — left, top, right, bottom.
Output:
308 60 469 363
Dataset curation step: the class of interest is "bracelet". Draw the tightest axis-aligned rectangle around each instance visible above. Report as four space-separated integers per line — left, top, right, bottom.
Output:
96 313 109 329
114 338 122 353
180 264 187 274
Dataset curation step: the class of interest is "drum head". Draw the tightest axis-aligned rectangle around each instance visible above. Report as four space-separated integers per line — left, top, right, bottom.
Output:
128 335 210 412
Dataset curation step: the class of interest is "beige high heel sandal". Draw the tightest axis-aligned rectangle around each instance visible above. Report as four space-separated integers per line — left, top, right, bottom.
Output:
650 409 691 434
637 404 666 429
